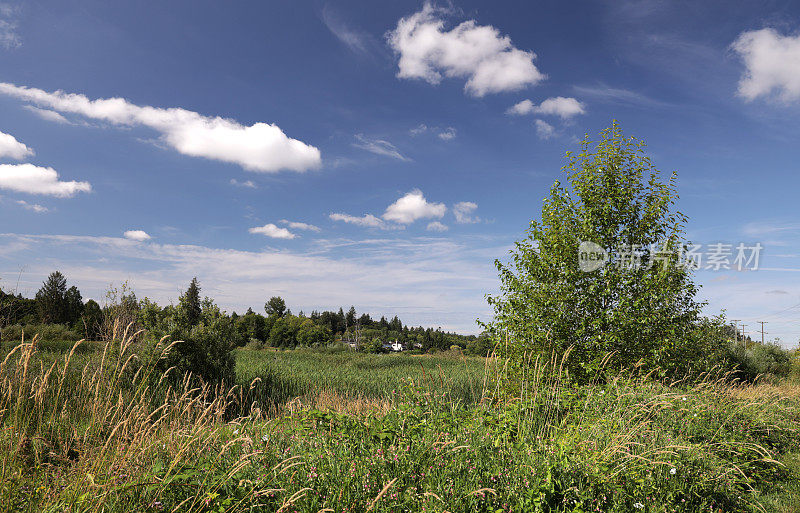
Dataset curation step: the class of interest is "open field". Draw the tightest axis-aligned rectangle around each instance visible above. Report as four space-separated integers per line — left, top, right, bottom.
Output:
1 337 800 512
234 348 490 411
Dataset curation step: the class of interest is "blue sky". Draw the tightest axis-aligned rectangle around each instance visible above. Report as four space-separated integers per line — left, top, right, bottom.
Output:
1 0 799 342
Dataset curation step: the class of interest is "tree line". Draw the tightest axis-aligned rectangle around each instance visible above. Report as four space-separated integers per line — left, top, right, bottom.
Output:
0 273 490 355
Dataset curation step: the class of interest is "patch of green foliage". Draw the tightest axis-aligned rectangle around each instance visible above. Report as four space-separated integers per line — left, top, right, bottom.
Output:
235 348 488 407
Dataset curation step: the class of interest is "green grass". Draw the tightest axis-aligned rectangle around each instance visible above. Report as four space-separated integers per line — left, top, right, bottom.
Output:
234 348 490 408
1 338 799 512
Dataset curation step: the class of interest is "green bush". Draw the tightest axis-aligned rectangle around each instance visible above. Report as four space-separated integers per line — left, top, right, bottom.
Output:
0 323 80 342
726 342 793 382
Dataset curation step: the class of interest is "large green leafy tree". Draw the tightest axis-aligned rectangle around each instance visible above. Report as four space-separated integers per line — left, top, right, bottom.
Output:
264 296 286 318
81 299 103 340
486 122 703 383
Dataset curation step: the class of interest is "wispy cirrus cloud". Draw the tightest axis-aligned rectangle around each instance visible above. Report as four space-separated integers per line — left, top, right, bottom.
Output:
230 178 257 188
16 199 48 213
0 82 322 173
280 219 321 232
321 4 374 56
329 213 388 229
0 3 21 49
572 83 667 108
23 105 71 124
409 124 457 140
534 119 555 140
352 134 409 161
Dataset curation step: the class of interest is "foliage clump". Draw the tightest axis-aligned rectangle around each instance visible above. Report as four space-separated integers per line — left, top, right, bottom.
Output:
486 122 707 385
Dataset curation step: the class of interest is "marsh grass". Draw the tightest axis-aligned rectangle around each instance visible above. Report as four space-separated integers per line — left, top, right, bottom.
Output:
0 330 798 512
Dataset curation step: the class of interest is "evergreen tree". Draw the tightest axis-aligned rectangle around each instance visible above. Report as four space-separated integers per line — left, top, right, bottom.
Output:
346 306 357 328
64 286 84 326
336 307 346 333
179 277 202 327
35 271 68 323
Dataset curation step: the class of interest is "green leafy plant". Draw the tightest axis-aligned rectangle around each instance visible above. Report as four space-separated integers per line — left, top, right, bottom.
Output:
485 121 703 386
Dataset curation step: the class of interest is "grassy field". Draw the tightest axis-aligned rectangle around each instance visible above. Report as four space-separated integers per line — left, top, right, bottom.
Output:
234 348 491 412
1 337 799 512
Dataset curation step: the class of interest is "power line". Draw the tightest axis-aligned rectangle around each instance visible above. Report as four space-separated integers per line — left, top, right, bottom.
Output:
730 319 740 344
757 321 768 345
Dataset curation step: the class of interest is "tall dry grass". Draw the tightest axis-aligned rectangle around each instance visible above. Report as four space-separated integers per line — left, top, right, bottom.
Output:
0 329 798 511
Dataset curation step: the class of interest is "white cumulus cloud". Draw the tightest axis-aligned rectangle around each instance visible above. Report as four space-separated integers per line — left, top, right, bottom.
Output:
0 163 92 197
426 221 448 232
0 82 322 172
124 230 151 241
383 189 446 224
535 119 555 140
732 28 800 102
0 130 34 160
507 96 585 118
387 3 545 97
453 201 479 224
280 219 321 232
249 223 297 239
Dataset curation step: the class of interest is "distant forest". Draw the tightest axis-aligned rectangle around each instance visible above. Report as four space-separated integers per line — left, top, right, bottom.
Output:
0 271 491 354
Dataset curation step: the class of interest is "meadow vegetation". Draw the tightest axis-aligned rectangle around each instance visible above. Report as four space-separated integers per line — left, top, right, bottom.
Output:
2 123 800 512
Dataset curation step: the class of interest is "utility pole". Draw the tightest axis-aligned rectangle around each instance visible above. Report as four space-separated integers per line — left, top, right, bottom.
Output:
730 319 740 344
740 323 748 349
757 321 768 345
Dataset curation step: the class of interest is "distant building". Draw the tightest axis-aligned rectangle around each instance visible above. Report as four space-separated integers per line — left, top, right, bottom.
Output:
382 339 404 352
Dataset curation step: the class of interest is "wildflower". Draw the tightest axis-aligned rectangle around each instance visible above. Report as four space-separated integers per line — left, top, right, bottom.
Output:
670 468 676 475
233 428 239 435
633 502 644 509
261 434 269 442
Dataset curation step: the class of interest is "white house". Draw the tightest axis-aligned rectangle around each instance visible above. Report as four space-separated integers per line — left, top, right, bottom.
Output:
382 339 404 352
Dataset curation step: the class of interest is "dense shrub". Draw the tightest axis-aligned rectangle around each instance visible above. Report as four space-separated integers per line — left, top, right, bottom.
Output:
137 282 236 386
0 323 80 342
726 342 793 382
